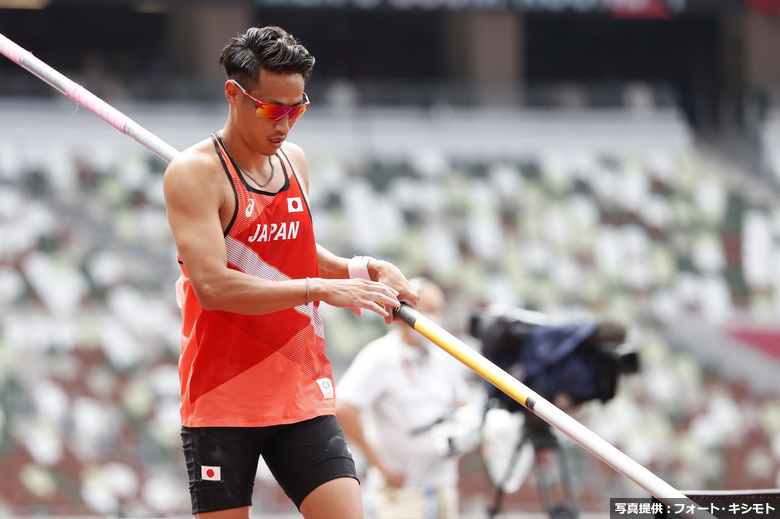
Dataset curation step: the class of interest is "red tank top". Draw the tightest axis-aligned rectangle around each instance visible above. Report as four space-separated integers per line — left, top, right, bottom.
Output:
176 134 333 427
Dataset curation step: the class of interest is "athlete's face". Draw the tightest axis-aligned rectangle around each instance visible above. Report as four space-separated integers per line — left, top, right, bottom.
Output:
227 69 307 155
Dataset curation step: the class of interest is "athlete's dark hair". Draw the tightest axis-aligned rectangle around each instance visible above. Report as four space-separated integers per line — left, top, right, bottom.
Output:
219 26 315 85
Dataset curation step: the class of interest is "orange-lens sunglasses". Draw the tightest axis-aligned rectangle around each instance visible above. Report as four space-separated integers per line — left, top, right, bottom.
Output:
229 79 310 122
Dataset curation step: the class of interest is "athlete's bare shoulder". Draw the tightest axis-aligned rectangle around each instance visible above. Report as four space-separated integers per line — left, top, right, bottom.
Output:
166 137 219 179
164 136 229 210
281 140 305 160
280 141 310 190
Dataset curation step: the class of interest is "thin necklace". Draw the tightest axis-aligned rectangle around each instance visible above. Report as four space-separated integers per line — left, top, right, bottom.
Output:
219 134 275 188
242 155 275 188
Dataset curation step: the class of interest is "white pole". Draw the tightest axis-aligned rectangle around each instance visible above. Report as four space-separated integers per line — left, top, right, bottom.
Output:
0 33 180 163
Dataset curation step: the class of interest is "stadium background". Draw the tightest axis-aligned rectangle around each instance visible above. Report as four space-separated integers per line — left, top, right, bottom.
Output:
1 0 780 516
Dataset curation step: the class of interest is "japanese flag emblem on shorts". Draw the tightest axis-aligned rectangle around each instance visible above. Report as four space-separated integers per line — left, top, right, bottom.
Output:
201 465 221 481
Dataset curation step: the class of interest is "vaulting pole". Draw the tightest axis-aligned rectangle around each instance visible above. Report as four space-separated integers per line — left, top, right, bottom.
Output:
1 32 711 519
0 33 179 163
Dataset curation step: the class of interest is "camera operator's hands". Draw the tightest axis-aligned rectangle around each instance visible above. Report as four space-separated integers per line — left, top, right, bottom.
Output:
430 405 483 458
377 463 405 489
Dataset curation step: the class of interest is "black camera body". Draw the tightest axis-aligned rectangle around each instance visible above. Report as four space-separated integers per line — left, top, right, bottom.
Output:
470 305 639 412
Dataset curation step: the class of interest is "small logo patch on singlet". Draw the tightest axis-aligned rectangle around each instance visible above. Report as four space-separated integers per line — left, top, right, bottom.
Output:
316 378 334 399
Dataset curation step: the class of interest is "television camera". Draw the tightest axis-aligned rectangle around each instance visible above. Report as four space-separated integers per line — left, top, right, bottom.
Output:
469 304 640 519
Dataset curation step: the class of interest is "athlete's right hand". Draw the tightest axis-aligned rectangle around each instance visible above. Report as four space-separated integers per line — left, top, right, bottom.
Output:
311 278 400 318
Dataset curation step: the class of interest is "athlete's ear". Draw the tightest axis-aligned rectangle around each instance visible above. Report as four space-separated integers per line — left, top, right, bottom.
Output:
225 80 242 106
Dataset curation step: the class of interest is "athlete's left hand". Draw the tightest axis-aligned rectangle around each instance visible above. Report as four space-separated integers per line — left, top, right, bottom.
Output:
367 259 419 324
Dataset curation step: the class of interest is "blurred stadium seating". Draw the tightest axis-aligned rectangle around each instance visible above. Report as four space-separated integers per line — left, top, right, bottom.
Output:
0 94 778 517
761 108 780 183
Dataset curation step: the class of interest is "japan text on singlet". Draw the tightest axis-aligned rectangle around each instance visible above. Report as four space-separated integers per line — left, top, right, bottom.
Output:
175 135 333 427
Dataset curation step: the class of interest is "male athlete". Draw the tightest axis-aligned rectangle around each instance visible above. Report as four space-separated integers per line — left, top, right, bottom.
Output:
163 25 418 519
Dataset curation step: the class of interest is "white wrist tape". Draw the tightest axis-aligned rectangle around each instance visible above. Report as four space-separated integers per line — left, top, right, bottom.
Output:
348 255 373 281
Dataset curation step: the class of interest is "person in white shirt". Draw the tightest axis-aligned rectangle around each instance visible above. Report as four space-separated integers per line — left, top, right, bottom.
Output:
336 278 481 519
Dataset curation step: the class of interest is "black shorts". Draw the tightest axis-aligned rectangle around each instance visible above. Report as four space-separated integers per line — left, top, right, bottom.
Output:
181 415 358 514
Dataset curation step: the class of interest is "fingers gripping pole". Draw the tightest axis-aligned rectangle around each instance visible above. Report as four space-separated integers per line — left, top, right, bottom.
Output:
0 33 180 163
394 304 712 519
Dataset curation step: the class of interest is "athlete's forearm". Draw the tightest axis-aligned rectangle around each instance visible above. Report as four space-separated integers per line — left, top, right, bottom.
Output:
316 244 351 279
191 269 309 314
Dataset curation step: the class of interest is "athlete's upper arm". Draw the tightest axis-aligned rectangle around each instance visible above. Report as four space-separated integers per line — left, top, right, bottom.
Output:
163 146 228 296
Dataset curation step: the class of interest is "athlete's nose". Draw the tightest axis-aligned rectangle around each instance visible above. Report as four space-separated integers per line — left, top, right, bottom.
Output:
274 116 291 131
